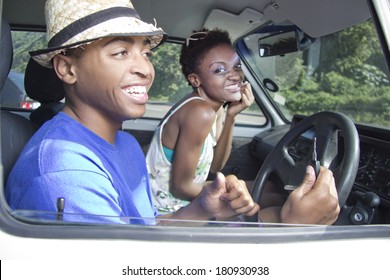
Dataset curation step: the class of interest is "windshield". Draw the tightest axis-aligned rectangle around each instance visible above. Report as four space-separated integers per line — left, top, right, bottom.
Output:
239 19 390 129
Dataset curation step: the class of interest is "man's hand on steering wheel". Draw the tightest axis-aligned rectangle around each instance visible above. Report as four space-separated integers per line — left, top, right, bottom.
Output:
280 165 340 224
251 111 359 225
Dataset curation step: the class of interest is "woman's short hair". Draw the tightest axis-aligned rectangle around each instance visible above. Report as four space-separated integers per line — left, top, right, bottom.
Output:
180 28 232 83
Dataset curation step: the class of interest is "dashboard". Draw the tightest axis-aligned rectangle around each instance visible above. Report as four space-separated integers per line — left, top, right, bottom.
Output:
355 136 390 201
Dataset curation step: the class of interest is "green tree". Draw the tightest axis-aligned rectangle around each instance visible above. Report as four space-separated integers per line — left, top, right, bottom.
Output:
282 20 390 126
149 43 191 103
12 32 46 73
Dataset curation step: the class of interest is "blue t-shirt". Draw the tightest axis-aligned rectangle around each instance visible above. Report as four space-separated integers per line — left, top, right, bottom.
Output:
6 112 157 224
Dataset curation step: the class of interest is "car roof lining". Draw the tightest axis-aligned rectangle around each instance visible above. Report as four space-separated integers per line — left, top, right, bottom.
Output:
3 0 371 40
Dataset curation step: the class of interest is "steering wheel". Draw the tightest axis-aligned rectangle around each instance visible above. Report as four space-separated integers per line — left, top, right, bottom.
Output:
251 111 360 212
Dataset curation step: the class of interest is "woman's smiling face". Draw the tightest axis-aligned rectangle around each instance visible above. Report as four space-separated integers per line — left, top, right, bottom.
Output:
195 43 244 103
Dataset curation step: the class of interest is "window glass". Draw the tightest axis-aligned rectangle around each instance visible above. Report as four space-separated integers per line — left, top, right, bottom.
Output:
239 19 390 128
16 208 319 229
0 31 45 110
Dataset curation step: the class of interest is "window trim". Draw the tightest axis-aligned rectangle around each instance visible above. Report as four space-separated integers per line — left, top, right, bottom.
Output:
1 197 390 243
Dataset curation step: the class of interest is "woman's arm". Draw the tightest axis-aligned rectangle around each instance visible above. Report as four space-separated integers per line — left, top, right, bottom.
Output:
169 103 216 200
210 107 234 172
210 82 254 173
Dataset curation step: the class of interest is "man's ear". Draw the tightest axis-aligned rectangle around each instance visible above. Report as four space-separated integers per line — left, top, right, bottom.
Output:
188 73 200 88
52 54 77 84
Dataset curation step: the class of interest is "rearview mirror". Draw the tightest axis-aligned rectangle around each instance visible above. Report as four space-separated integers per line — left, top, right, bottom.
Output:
258 28 314 57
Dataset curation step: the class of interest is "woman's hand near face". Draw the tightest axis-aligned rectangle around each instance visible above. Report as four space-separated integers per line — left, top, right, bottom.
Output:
226 82 254 117
211 82 253 173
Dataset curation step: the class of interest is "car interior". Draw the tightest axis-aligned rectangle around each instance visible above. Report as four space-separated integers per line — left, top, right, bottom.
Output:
1 0 390 243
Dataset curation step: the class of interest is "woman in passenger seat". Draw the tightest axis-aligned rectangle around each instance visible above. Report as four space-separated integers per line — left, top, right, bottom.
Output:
146 29 264 213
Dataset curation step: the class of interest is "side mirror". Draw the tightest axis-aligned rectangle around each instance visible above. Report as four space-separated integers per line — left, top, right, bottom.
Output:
258 27 314 57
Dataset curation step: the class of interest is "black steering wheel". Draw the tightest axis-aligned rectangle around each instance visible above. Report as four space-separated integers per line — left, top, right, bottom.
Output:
251 111 360 212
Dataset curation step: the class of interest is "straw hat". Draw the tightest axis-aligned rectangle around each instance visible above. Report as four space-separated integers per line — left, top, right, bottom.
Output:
30 0 167 68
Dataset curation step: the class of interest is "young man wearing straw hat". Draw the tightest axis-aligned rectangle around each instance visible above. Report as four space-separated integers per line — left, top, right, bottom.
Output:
6 0 339 225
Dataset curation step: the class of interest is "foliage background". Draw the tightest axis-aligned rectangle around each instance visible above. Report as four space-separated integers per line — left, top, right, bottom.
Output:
241 19 390 127
278 20 390 127
10 19 390 127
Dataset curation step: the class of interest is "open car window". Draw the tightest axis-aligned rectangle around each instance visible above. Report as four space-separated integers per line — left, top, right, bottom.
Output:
237 18 390 129
1 6 390 232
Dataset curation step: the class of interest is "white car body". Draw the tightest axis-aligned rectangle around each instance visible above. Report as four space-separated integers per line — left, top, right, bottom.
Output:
1 0 390 278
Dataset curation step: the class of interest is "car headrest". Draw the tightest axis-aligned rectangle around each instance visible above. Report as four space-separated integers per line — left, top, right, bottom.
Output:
24 58 65 103
0 19 13 91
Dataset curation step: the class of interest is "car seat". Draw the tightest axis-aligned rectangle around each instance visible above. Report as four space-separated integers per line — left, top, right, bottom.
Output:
1 19 36 185
24 58 65 128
